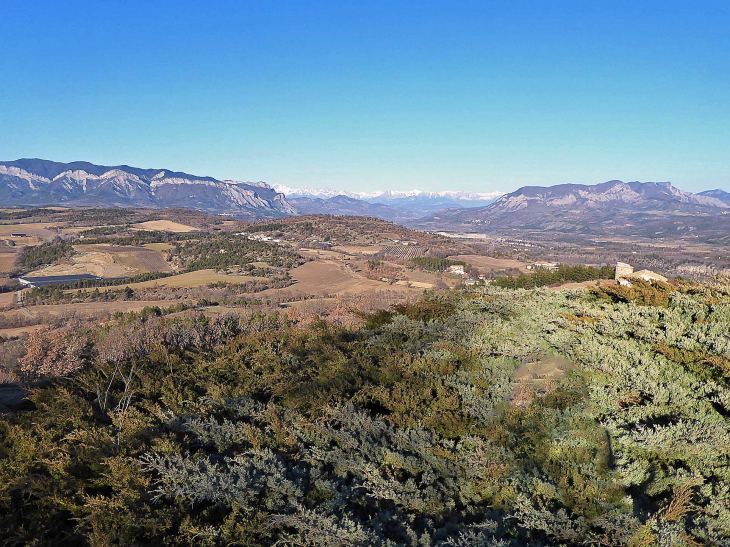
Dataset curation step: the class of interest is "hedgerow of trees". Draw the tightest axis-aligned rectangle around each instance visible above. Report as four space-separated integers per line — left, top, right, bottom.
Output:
0 208 57 220
492 264 615 289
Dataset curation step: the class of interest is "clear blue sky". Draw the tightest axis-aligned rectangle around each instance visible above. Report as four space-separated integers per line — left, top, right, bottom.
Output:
0 1 727 193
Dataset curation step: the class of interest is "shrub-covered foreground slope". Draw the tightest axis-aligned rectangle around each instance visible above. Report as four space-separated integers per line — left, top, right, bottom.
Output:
1 282 730 545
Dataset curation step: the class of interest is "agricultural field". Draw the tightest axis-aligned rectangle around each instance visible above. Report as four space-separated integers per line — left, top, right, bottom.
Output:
260 260 430 305
142 242 175 252
0 252 17 274
61 225 125 235
262 260 399 298
76 244 172 273
297 248 351 260
379 244 424 259
0 235 41 246
396 268 446 288
448 254 529 272
0 222 59 237
0 292 16 309
0 325 43 339
24 244 173 278
133 220 199 232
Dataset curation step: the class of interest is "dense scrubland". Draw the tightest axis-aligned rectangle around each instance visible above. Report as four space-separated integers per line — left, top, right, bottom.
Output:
1 276 730 546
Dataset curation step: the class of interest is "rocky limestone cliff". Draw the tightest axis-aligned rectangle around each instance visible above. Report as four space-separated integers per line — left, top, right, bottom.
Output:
0 159 295 217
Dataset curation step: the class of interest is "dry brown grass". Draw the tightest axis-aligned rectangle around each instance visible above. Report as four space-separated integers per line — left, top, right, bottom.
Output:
0 236 41 246
0 222 58 237
0 325 44 338
262 261 421 300
0 253 16 274
142 242 175 252
0 292 17 308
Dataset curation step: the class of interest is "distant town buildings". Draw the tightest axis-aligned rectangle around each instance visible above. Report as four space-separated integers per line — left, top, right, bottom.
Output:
238 233 282 243
448 264 466 275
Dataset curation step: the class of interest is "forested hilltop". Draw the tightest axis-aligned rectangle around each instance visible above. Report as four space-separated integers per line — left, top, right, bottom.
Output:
1 279 730 545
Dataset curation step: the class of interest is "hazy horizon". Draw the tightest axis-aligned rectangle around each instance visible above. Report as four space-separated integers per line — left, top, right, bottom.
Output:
1 1 728 193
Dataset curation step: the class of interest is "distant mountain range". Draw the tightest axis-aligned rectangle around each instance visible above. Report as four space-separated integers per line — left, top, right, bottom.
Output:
2 160 728 241
411 180 730 240
0 158 295 218
274 185 503 214
698 188 730 205
0 158 504 220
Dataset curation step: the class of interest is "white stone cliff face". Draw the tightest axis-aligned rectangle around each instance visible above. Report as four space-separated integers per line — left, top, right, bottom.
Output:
0 166 51 188
0 163 295 215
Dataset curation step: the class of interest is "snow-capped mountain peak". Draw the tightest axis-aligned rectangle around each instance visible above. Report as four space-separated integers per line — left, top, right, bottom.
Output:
273 184 504 202
274 184 505 216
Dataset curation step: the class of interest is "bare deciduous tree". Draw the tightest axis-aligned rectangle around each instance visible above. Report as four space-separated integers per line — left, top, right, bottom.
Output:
19 327 85 379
